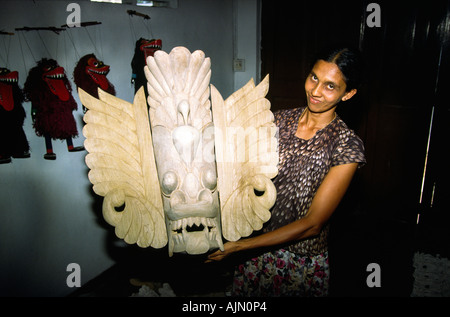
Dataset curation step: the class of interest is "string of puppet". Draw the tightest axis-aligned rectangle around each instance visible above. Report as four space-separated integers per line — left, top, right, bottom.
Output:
36 30 53 59
63 27 81 63
83 25 104 61
127 10 154 44
16 24 103 76
0 32 36 79
61 22 104 68
16 27 66 73
17 31 38 75
0 33 12 68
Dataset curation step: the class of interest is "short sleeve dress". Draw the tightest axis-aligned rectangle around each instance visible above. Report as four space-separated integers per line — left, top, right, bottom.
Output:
232 107 366 297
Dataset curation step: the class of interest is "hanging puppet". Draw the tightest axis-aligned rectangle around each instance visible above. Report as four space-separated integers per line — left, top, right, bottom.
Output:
24 58 84 160
73 53 115 113
131 38 161 98
0 67 30 164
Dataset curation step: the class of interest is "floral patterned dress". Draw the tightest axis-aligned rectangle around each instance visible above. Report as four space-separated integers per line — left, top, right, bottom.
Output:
232 107 366 297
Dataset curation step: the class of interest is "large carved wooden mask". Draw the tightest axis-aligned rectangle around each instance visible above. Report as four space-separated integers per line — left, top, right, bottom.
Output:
79 47 278 256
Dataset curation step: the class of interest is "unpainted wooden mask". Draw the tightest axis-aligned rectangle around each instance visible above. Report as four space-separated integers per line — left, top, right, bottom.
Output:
79 47 278 256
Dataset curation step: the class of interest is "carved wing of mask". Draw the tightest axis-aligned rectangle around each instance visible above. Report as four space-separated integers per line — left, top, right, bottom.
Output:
211 75 279 242
79 86 167 249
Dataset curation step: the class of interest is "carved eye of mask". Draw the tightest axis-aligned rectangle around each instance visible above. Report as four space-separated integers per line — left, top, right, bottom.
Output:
201 167 217 191
161 171 179 196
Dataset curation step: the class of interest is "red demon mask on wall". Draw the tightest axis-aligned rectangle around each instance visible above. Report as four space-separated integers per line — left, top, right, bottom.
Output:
0 68 19 111
139 38 162 61
131 38 162 97
0 67 30 163
74 54 115 99
42 64 71 101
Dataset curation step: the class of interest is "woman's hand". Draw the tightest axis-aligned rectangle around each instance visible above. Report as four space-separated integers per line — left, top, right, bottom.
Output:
206 164 359 264
205 241 242 263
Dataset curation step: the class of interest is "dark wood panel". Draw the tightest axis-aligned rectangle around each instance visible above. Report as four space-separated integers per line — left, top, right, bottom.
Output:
261 0 364 112
261 0 449 225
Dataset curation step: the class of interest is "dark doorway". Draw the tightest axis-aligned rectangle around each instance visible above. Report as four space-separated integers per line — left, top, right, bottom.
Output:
261 0 450 296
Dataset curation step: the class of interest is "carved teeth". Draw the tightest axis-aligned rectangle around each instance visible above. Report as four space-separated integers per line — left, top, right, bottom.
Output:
168 216 224 256
170 217 216 232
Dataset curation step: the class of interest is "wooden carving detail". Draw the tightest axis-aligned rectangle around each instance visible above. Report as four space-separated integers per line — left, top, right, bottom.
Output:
211 75 278 242
79 87 167 249
80 46 278 256
144 47 223 256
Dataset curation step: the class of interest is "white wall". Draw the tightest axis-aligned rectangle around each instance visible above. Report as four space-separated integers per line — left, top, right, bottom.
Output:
233 0 261 91
0 0 260 296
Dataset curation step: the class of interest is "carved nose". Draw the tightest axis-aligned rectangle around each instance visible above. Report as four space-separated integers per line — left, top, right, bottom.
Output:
177 99 190 125
182 172 200 199
172 125 200 166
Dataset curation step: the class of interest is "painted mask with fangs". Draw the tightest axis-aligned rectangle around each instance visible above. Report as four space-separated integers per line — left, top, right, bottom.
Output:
0 68 19 111
85 57 111 91
42 63 70 101
140 38 162 61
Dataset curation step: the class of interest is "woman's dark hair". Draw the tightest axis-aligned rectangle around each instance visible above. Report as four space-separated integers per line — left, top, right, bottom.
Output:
316 46 363 92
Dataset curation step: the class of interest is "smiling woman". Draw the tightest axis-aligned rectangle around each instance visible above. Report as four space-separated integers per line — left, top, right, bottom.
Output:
297 48 362 140
305 61 354 112
207 46 366 297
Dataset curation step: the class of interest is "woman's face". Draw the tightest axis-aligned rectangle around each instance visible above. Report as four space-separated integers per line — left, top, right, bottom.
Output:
304 60 356 113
